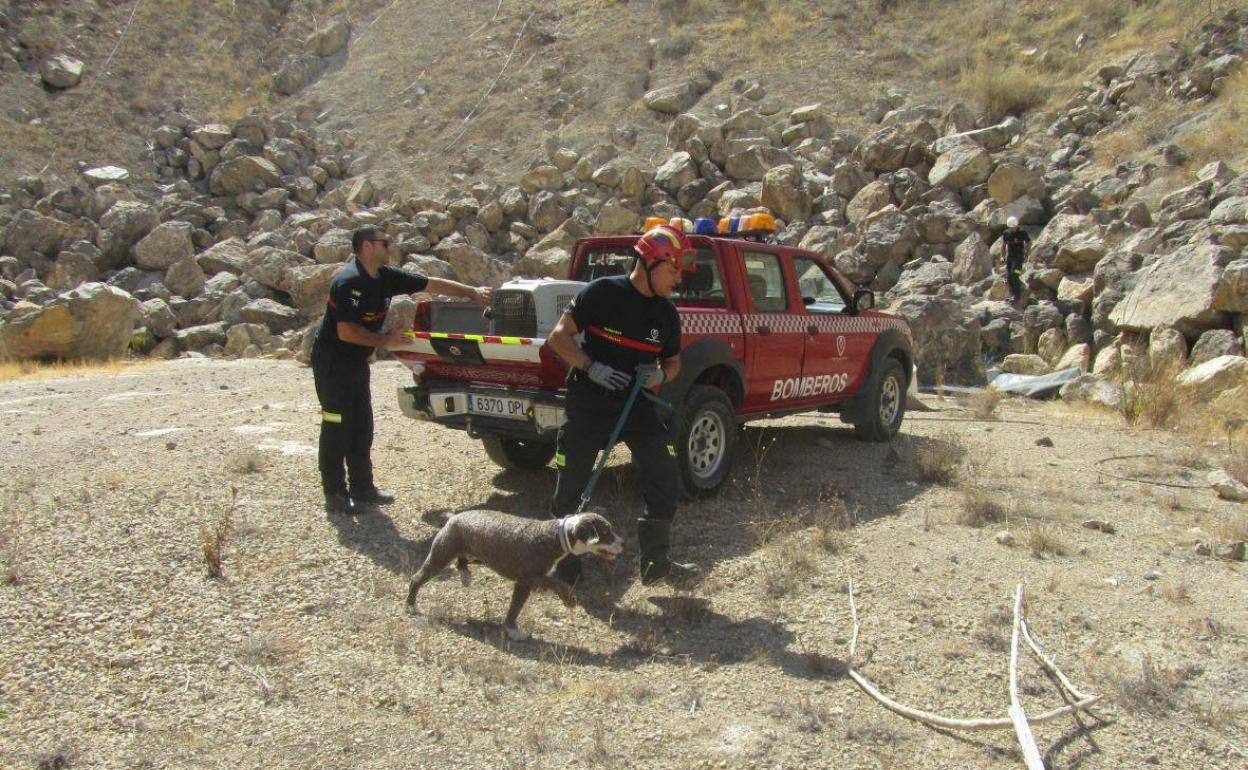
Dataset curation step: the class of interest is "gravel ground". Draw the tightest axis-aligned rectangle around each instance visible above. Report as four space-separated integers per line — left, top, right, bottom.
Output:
1 358 1245 769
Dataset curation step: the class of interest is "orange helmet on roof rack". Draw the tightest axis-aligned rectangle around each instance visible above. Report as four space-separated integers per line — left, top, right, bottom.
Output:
634 224 697 272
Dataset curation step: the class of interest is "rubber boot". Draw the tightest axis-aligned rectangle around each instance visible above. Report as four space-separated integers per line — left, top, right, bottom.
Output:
637 518 698 587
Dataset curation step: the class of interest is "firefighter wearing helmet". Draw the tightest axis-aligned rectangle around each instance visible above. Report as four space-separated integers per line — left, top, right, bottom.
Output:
1000 215 1031 304
545 224 700 587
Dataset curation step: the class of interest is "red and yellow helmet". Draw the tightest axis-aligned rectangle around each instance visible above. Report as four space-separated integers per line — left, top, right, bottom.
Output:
634 224 697 272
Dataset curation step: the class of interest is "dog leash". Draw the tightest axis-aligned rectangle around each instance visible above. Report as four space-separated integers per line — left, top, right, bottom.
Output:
574 366 674 514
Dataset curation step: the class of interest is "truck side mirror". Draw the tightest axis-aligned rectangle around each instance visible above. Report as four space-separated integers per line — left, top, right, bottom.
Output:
853 288 875 312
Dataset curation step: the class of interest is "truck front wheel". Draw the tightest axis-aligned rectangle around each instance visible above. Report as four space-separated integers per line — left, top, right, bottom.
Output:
674 385 737 498
481 437 557 470
853 358 907 442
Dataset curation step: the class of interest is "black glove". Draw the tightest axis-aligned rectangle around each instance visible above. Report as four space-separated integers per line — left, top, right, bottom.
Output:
636 364 665 389
585 361 630 391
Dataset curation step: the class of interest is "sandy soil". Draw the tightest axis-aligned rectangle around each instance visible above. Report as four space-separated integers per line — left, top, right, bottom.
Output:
0 358 1244 769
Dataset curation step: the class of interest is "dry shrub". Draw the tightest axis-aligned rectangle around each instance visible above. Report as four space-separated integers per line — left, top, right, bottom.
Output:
960 486 1006 528
759 537 810 598
1025 523 1069 557
1117 381 1179 428
200 489 237 579
1112 655 1200 714
227 447 268 475
1178 67 1248 167
958 52 1048 120
901 431 966 486
239 632 301 666
0 358 149 383
969 388 1003 420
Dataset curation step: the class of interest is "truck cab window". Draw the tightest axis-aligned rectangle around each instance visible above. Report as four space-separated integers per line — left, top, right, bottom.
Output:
743 251 788 312
792 256 848 314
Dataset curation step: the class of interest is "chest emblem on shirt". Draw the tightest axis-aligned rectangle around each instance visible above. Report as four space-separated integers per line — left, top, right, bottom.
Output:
647 328 661 344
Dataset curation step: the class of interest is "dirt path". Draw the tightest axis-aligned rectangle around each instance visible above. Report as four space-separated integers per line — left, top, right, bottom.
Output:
1 359 1244 769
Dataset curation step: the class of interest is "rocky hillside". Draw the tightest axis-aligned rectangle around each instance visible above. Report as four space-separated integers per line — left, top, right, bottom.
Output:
0 2 1246 429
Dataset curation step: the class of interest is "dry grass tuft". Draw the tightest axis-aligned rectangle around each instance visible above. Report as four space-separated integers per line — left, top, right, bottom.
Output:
200 488 238 579
0 358 151 383
1025 523 1069 558
226 447 269 475
1111 655 1201 715
957 52 1048 120
1117 381 1180 428
960 486 1007 528
901 431 966 486
969 388 1004 420
239 632 301 666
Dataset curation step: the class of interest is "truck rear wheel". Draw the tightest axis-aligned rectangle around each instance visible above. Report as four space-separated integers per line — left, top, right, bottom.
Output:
481 437 557 470
853 358 906 442
674 385 737 498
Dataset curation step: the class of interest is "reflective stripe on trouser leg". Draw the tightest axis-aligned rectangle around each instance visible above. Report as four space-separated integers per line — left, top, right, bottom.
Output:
554 452 565 468
322 411 342 423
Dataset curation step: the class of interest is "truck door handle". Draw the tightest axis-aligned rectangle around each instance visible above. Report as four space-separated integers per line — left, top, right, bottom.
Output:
807 324 819 335
757 325 771 335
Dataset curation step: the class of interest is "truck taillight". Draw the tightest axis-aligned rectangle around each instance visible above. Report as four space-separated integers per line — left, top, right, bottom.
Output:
413 301 431 332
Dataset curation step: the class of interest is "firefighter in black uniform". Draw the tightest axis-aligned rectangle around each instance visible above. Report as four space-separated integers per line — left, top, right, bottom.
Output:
313 226 493 515
1000 216 1031 304
546 224 699 586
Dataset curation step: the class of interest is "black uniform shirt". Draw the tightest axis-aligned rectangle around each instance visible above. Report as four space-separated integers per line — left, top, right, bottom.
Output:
315 259 428 362
568 275 681 376
1003 227 1031 261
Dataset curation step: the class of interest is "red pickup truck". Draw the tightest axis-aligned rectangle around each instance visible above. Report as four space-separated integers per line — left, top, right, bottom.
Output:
392 230 916 497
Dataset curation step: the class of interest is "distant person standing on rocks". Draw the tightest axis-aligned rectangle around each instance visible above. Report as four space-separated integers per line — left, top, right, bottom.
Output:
312 226 493 516
1000 216 1031 304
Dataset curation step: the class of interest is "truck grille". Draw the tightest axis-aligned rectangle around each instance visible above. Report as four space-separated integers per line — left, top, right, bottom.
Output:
490 290 537 338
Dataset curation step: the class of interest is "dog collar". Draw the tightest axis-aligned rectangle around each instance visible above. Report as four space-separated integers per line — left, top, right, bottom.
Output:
557 517 573 554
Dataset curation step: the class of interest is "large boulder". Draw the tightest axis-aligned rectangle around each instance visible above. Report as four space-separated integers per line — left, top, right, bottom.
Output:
285 263 339 317
1148 325 1189 374
862 206 920 268
0 283 137 360
39 54 84 89
1 210 68 259
1175 356 1248 418
308 20 352 57
96 201 159 266
1059 374 1123 409
888 295 983 384
1029 213 1092 268
643 81 702 115
987 162 1044 206
889 261 953 297
760 164 811 223
1055 231 1107 274
208 156 282 196
165 257 206 298
1190 329 1244 367
595 199 641 235
274 53 326 95
432 233 506 286
519 165 565 194
928 141 992 191
1214 259 1248 312
246 248 310 291
240 297 302 333
932 118 1023 154
1210 196 1248 225
134 221 194 271
846 180 893 225
1001 354 1049 375
655 152 699 194
312 228 354 264
1109 244 1230 338
196 238 249 274
952 232 992 284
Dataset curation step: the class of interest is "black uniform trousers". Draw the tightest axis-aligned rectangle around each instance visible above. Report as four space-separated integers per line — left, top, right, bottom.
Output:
311 344 374 496
1006 256 1024 300
551 377 679 521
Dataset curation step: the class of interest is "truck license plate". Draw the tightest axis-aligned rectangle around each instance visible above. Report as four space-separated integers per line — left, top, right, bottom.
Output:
469 394 530 419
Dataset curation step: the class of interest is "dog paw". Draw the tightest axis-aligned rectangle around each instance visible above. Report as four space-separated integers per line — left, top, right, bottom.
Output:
459 569 472 587
404 602 420 617
505 626 531 642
